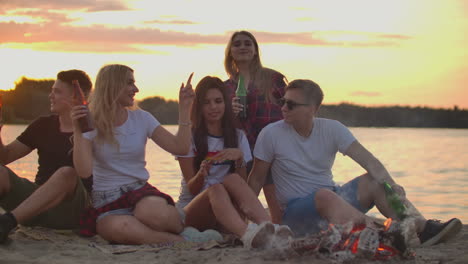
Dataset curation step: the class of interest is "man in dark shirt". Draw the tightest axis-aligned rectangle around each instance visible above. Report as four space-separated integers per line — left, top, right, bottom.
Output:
0 69 92 243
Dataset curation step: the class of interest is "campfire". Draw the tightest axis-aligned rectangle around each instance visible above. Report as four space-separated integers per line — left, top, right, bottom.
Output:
288 218 416 262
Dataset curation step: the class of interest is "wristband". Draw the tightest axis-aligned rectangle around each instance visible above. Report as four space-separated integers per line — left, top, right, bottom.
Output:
179 122 192 126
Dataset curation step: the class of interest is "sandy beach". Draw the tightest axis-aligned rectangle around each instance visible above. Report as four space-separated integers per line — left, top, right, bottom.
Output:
1 223 466 264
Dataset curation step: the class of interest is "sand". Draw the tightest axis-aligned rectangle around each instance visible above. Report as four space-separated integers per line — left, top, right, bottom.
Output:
0 223 467 264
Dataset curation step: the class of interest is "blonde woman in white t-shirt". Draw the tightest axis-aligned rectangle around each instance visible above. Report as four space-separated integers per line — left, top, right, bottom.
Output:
71 64 197 245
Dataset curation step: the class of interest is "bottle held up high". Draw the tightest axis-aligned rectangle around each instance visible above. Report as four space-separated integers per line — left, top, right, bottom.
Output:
235 75 247 120
72 80 94 133
383 182 407 220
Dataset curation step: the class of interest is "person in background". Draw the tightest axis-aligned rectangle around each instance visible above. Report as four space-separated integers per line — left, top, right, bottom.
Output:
0 70 93 243
224 30 287 223
73 64 218 245
176 76 291 249
248 79 463 247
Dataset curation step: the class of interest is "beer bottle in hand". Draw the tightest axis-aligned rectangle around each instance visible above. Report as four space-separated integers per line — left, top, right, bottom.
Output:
383 182 407 220
235 75 247 120
72 80 94 133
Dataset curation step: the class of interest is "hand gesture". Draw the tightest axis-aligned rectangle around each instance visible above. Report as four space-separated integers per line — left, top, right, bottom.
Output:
198 159 213 178
179 73 195 110
231 97 243 116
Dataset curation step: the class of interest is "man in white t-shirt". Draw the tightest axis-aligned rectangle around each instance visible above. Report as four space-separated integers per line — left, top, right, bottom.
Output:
248 79 462 247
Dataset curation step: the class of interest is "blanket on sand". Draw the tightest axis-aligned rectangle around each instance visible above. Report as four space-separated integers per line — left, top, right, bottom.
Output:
1 225 467 264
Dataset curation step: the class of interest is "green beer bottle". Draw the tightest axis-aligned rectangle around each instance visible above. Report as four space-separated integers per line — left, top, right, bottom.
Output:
235 75 247 120
383 182 407 219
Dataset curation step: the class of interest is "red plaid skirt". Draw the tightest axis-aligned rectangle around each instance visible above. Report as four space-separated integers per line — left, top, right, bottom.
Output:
79 183 175 237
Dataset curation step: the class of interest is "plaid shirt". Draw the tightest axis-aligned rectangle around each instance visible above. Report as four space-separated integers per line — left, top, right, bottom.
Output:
79 183 175 237
225 72 286 149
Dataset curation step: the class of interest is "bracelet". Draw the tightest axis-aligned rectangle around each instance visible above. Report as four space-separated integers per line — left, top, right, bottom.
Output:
179 121 192 126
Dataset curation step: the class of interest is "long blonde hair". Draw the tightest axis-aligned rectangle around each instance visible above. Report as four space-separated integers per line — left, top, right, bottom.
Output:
224 31 284 102
89 64 134 145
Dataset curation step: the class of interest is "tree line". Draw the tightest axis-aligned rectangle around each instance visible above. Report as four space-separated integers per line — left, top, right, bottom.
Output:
2 77 467 128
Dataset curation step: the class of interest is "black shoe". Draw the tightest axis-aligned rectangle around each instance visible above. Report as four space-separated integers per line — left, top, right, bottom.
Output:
0 213 18 244
418 218 462 246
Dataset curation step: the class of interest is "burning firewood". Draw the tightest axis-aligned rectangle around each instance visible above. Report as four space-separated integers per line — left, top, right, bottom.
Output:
287 218 416 261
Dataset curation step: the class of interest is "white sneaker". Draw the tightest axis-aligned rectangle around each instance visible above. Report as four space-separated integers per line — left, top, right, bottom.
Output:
241 222 275 249
272 224 293 249
180 226 223 243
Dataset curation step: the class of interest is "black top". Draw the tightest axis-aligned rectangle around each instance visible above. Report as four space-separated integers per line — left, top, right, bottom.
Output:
16 115 92 191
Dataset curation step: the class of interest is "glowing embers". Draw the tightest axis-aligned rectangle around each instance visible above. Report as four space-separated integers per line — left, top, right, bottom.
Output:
290 219 413 262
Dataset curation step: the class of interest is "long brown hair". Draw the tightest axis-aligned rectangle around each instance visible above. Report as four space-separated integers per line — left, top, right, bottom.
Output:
191 76 238 171
224 30 285 102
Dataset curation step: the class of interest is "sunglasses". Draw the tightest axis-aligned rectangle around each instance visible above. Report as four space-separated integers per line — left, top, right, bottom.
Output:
278 98 310 110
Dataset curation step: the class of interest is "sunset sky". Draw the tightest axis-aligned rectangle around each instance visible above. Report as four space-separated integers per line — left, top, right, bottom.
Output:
1 0 467 109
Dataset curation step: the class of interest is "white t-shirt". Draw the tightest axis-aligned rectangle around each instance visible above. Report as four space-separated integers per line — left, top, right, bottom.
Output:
83 109 160 191
176 129 252 208
254 118 356 208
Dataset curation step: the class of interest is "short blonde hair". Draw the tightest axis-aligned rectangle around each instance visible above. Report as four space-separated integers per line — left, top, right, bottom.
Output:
285 79 324 107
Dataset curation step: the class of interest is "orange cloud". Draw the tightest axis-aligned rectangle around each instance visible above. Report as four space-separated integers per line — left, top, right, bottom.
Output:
143 19 198 25
0 21 225 45
0 21 412 52
0 2 413 53
0 1 413 53
0 0 130 12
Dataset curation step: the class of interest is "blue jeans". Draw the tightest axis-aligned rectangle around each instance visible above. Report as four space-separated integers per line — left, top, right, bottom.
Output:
282 177 374 237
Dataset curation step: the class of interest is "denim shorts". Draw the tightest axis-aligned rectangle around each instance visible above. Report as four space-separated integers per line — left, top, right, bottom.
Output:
92 181 146 221
282 177 374 237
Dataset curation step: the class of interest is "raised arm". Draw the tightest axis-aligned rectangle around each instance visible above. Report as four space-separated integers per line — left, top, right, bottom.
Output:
0 126 33 165
71 105 93 179
152 73 194 155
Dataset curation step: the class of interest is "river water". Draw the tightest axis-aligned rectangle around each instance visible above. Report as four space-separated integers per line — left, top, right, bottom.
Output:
2 124 467 222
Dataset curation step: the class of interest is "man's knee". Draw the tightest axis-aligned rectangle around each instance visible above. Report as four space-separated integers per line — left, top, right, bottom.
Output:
51 167 77 182
315 189 341 211
48 167 78 193
357 173 381 194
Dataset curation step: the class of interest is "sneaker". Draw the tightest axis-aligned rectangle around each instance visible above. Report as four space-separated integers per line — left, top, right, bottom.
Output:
241 222 275 249
418 218 462 246
272 224 294 249
0 213 17 244
180 226 223 243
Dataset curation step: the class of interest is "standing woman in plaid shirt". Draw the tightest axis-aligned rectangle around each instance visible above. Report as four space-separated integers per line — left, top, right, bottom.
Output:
71 64 195 244
224 31 287 224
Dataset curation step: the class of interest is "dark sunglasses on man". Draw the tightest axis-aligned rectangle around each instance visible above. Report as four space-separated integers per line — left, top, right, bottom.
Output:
278 98 310 110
